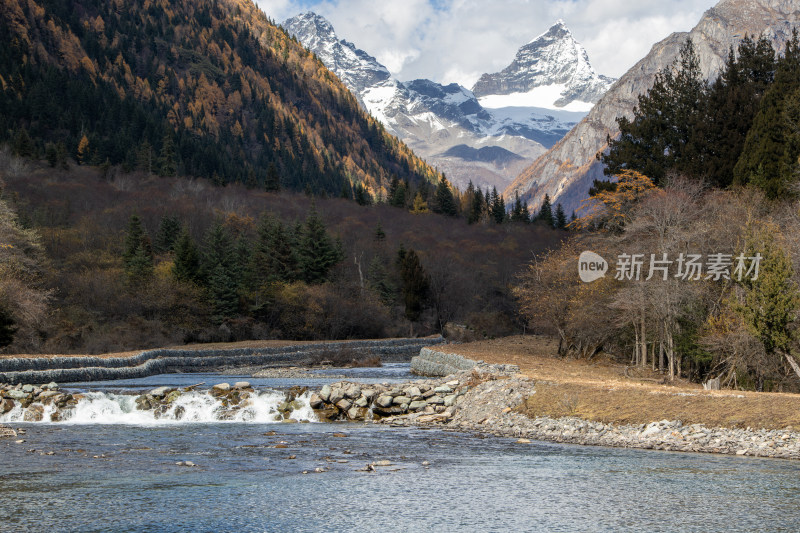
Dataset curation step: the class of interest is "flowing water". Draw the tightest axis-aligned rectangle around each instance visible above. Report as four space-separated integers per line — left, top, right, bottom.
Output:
3 365 800 532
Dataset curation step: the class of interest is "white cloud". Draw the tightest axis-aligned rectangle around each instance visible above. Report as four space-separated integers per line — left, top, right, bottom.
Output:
256 0 718 86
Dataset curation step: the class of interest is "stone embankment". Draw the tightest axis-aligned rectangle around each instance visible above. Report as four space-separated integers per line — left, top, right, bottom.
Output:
411 347 520 376
328 352 800 460
0 337 444 384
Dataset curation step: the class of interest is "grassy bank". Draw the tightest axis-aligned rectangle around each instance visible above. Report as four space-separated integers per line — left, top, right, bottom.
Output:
441 336 800 431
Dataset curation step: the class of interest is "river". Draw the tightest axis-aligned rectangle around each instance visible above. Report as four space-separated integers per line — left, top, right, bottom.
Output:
2 364 800 532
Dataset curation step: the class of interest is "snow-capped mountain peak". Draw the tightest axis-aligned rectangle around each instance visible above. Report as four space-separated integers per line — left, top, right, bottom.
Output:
473 20 615 112
282 12 391 96
282 12 592 192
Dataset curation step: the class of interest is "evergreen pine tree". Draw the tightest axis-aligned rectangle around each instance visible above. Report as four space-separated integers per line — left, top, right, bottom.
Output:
602 39 705 185
122 214 154 283
374 222 386 241
12 129 34 158
468 187 484 224
734 30 800 198
154 215 182 254
367 255 395 305
297 205 342 284
433 176 458 216
554 203 567 229
510 192 529 223
265 163 281 192
45 143 58 168
157 133 177 177
172 229 201 283
536 194 554 228
398 247 429 322
390 180 407 207
0 305 17 348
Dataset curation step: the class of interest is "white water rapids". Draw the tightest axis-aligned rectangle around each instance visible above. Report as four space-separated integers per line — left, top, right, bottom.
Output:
0 389 318 425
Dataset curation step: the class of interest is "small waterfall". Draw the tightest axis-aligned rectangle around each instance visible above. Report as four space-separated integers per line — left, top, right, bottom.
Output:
0 389 317 425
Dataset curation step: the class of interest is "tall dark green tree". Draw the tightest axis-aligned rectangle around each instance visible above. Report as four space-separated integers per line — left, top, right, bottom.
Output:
297 205 343 284
433 176 458 216
467 182 484 224
510 192 529 223
683 36 775 187
199 221 242 318
264 163 281 192
734 30 800 198
0 305 17 348
122 214 154 283
536 194 554 228
602 39 705 185
253 214 299 285
554 203 567 229
171 229 201 283
157 133 177 177
154 215 182 254
489 187 506 224
398 247 429 322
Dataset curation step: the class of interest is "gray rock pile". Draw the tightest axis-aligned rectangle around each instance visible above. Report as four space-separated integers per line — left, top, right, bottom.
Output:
1 382 79 422
309 377 471 423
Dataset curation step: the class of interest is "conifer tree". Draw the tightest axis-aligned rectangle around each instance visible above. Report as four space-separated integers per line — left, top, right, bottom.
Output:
368 255 395 306
490 187 506 224
154 215 181 254
374 222 386 241
734 30 800 198
735 226 800 384
265 163 281 192
172 229 201 283
157 133 177 177
433 176 458 216
12 129 34 158
398 247 429 322
0 305 17 348
253 214 299 285
411 192 429 214
554 203 567 229
603 39 705 185
536 194 554 227
122 214 154 283
297 205 342 284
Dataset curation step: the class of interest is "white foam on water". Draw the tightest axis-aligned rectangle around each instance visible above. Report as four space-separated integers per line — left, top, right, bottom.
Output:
0 390 318 425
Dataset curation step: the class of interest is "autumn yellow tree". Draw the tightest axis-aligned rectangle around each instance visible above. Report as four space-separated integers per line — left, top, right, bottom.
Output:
569 170 656 232
76 134 90 165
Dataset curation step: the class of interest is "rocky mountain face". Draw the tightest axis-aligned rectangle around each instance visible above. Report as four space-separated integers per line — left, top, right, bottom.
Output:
506 0 800 215
283 13 599 191
473 21 615 112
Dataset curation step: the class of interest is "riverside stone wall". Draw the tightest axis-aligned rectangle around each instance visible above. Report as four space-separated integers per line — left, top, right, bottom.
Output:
411 347 519 377
0 337 444 384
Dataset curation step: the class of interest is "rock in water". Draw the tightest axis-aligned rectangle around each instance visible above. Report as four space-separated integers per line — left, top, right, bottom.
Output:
0 425 17 438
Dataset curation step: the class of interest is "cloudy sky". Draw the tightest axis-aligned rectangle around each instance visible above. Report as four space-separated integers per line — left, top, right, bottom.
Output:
255 0 718 87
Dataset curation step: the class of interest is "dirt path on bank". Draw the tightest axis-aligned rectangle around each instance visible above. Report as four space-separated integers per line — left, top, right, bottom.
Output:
440 335 800 431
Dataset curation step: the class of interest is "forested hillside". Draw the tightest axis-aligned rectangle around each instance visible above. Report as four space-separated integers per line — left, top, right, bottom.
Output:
0 0 439 195
0 155 561 354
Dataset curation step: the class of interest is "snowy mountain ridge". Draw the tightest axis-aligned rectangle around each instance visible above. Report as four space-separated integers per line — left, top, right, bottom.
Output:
282 12 608 191
473 20 616 112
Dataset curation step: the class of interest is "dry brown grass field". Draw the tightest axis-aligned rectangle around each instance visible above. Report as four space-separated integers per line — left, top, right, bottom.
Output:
444 335 800 431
